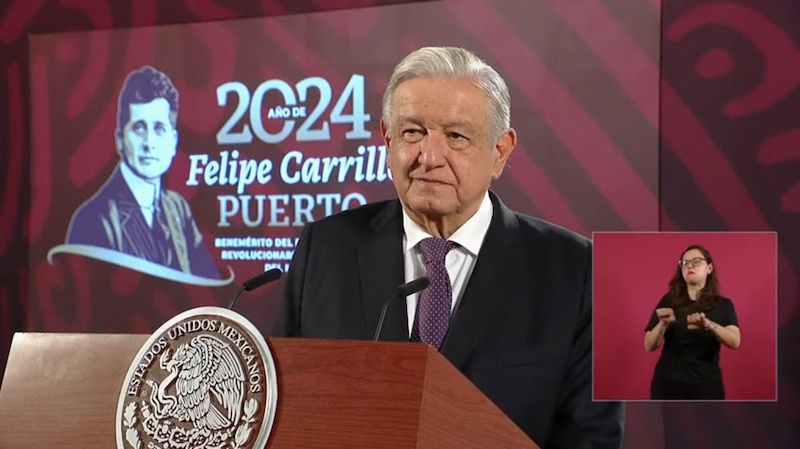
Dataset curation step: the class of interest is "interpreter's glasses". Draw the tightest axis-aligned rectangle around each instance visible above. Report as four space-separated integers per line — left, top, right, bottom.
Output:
679 257 706 268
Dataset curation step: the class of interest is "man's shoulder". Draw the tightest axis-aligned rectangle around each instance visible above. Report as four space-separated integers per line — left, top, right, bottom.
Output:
70 176 119 220
305 199 398 236
66 178 119 243
511 209 591 251
73 166 130 208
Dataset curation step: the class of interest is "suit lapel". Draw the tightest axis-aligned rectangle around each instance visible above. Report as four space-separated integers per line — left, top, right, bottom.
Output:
108 170 158 261
357 201 408 342
440 192 522 369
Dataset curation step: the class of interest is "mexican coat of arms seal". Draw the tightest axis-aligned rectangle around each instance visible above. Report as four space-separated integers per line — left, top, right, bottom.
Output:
115 306 278 449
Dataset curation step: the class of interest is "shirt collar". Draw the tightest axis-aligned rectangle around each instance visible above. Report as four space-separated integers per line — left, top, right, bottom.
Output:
402 191 493 256
119 161 160 207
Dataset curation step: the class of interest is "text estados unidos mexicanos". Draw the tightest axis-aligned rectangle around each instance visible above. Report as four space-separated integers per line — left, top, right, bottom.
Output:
185 145 390 195
125 320 264 396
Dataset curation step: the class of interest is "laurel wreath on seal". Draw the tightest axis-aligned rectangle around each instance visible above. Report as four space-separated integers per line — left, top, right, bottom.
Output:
123 398 259 449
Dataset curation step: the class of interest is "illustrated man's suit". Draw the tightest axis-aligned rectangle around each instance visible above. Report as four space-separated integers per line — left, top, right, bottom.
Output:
66 164 220 279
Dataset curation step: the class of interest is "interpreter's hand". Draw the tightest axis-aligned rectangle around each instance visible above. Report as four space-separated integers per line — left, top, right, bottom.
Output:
687 312 710 330
656 308 676 326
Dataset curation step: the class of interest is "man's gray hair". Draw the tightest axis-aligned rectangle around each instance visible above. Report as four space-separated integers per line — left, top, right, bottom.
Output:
381 46 511 141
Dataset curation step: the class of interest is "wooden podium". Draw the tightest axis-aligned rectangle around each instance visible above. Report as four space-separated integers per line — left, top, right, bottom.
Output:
0 333 538 448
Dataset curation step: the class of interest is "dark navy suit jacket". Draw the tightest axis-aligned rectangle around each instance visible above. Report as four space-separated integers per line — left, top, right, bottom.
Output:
273 192 624 448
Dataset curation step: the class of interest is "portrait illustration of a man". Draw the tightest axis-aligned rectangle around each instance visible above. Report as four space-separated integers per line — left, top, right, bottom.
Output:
64 66 222 282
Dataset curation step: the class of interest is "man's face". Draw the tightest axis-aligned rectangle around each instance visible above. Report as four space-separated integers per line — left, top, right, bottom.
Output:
117 97 177 181
381 77 515 222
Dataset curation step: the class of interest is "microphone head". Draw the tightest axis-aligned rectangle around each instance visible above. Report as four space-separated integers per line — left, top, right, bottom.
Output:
243 268 282 291
397 276 430 297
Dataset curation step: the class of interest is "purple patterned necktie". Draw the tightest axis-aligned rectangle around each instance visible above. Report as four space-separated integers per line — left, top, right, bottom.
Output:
410 237 458 349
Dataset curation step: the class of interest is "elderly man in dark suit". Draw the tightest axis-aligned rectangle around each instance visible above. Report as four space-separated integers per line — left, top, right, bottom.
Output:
273 46 624 448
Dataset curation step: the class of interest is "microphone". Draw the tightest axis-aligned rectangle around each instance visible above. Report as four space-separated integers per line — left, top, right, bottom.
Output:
227 268 283 310
372 277 431 341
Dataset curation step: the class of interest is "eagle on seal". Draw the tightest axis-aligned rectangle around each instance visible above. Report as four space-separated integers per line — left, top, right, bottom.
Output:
151 334 246 431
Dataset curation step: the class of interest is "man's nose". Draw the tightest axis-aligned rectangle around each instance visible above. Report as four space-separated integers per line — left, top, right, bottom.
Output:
418 132 446 168
141 128 154 150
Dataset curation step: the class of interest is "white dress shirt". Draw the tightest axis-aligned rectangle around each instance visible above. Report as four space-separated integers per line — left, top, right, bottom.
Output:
402 191 494 337
119 162 160 228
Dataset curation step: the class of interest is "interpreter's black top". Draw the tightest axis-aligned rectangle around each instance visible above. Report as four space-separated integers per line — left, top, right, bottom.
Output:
645 294 738 384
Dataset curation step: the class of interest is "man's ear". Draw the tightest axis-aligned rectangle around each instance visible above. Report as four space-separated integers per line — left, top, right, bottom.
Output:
380 119 391 147
115 130 123 155
491 128 517 179
380 119 392 170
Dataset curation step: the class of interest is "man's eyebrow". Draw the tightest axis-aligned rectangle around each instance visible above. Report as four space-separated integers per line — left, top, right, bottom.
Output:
440 120 474 130
395 115 424 126
394 117 474 131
